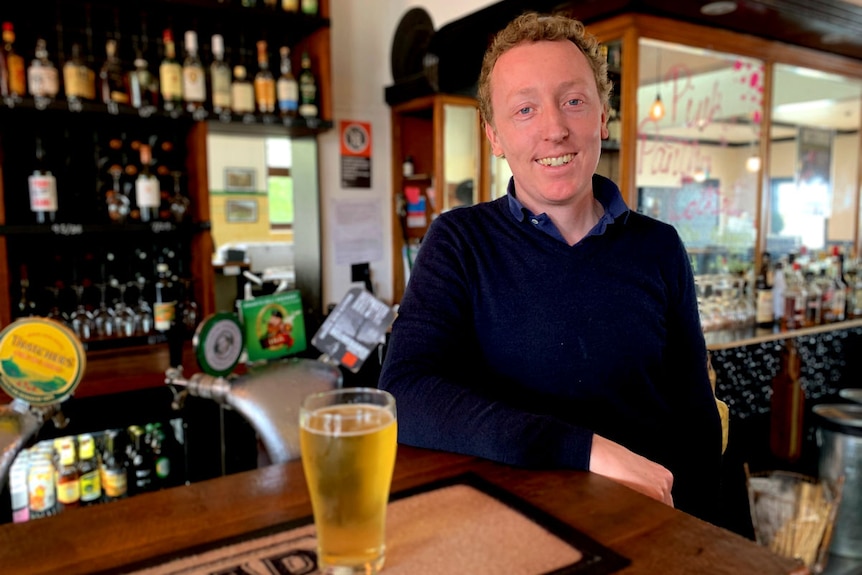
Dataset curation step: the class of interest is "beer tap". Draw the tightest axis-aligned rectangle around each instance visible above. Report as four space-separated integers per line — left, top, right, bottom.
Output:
165 358 341 465
0 399 69 491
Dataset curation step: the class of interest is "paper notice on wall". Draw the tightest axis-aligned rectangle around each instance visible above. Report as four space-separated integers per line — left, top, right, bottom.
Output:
332 198 384 265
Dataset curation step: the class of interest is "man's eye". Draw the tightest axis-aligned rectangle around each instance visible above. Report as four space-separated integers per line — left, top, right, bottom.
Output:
566 98 583 106
517 107 532 115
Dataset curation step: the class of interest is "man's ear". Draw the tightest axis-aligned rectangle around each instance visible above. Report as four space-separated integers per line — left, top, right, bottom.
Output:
485 121 504 158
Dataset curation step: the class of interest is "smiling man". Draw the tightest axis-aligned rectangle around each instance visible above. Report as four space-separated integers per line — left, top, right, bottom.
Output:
379 12 722 523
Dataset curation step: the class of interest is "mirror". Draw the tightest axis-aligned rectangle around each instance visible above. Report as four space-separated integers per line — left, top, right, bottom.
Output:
207 123 322 324
442 103 481 210
767 64 862 259
635 39 765 276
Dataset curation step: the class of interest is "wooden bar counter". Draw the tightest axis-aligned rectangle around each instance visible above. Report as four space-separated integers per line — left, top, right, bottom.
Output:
0 445 805 575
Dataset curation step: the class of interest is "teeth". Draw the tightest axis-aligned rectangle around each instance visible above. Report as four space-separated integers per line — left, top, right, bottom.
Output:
537 154 574 166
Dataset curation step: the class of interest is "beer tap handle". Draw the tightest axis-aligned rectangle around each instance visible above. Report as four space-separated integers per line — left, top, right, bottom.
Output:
50 408 69 430
165 366 190 410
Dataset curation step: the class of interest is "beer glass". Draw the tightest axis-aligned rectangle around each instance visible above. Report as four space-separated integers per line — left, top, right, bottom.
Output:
300 387 397 574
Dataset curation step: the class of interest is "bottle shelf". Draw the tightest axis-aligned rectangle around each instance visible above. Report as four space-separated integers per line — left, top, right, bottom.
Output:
0 97 331 138
0 220 209 237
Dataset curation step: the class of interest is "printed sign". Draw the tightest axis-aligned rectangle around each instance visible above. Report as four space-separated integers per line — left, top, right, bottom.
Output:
0 318 86 405
238 290 307 363
340 120 372 188
311 286 395 373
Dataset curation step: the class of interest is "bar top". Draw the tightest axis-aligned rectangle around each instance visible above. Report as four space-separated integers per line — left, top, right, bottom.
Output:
0 445 806 575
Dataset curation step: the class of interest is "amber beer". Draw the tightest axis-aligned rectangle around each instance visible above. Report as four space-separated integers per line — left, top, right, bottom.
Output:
300 388 397 574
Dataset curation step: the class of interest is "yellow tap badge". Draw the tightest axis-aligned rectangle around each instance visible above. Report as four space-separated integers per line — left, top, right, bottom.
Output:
0 318 86 406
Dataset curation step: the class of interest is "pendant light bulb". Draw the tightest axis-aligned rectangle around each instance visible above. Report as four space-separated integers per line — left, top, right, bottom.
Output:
650 94 665 121
650 47 665 121
746 154 761 173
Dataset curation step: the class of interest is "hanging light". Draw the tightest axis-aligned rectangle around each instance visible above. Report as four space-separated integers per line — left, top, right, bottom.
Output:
650 95 665 121
649 47 665 121
746 140 761 172
746 154 761 173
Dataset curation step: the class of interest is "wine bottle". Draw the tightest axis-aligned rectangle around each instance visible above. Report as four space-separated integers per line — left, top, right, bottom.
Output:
182 30 206 113
210 34 232 115
159 29 183 113
298 50 318 118
135 144 160 222
28 137 59 225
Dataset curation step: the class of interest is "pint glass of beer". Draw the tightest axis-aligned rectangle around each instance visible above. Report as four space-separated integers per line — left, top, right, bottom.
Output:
300 387 397 574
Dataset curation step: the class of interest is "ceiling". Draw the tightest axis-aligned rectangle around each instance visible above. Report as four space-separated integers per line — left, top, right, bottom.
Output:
561 0 862 62
418 0 862 144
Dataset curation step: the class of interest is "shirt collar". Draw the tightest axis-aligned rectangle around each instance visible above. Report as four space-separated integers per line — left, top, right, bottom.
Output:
505 174 630 240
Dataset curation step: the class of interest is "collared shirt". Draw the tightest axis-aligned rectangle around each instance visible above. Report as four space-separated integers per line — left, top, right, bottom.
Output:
505 173 630 243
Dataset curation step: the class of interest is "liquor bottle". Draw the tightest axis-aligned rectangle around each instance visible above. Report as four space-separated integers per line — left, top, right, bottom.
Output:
100 38 130 105
803 270 822 326
298 51 318 118
27 458 57 520
830 247 848 323
9 450 29 523
276 46 298 118
754 252 774 329
231 63 255 114
301 0 318 16
782 260 806 330
0 21 26 99
154 421 186 488
77 433 102 506
101 429 128 502
182 30 206 113
210 34 232 115
159 29 183 112
772 260 786 327
127 425 154 495
55 437 81 511
29 137 59 225
282 0 299 11
136 144 160 222
63 42 96 102
27 38 59 102
154 262 176 332
128 37 158 111
769 340 805 463
253 40 275 114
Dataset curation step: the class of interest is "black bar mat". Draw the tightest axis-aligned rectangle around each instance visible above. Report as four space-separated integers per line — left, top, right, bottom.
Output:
111 472 630 575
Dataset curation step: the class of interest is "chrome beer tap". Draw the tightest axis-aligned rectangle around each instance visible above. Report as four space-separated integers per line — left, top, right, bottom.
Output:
165 358 342 465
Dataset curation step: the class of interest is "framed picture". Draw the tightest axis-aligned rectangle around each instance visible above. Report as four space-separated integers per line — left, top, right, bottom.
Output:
224 167 256 192
226 199 258 223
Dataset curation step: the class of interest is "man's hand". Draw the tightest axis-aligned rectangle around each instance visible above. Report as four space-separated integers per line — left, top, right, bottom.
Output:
589 434 675 507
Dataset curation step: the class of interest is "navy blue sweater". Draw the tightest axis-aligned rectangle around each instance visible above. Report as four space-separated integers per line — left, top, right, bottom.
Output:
379 175 722 521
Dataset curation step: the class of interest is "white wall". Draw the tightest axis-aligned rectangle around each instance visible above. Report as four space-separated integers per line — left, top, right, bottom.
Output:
321 0 498 309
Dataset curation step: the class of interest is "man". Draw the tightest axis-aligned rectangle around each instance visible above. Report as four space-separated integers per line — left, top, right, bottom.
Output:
379 12 722 522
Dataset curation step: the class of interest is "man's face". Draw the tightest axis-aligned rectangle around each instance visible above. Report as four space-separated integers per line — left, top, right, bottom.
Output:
485 39 607 210
267 314 283 334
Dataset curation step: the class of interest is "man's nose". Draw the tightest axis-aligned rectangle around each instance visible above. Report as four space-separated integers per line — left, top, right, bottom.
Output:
541 107 570 141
